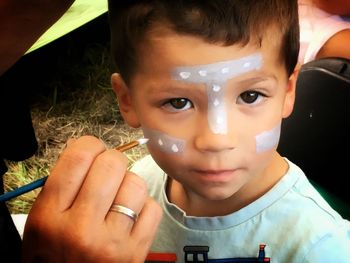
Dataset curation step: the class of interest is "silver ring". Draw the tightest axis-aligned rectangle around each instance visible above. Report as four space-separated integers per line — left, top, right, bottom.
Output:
109 204 138 222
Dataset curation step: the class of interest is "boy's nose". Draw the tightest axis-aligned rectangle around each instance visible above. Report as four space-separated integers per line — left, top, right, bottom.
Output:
193 118 237 153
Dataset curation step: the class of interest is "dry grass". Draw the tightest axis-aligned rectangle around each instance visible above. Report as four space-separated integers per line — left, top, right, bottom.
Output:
3 16 147 214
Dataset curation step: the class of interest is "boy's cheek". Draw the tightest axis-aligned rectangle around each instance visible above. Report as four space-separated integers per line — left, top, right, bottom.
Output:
255 123 281 153
142 127 187 154
147 146 188 176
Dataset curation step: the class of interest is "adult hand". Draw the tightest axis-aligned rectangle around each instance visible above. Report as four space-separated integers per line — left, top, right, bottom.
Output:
22 136 162 262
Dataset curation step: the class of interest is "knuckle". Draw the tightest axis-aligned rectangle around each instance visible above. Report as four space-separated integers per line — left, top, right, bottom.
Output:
58 147 95 169
76 135 103 145
94 149 128 173
62 135 106 158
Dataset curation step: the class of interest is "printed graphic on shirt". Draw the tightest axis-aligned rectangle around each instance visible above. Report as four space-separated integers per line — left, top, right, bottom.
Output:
145 244 270 263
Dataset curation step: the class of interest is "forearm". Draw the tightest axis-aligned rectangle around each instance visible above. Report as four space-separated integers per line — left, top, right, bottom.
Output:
313 0 350 16
316 29 350 60
0 0 74 75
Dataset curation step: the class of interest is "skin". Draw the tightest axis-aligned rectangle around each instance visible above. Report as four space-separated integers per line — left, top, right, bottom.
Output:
113 26 297 217
310 0 350 61
22 136 162 262
316 29 350 61
313 0 350 16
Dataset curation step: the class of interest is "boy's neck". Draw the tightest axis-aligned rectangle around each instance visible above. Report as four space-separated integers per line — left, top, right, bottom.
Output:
167 152 289 217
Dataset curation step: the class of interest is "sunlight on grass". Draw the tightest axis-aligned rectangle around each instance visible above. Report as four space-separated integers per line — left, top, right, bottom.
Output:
4 160 47 213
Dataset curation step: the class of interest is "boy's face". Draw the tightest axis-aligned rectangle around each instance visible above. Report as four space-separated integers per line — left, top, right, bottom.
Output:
113 27 296 205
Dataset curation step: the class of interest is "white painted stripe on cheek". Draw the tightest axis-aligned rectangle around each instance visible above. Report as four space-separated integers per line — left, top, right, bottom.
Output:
255 124 281 153
142 127 186 154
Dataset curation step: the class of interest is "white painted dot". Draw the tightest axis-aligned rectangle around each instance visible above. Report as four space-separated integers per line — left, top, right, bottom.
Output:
221 67 229 74
171 144 179 152
179 72 191 79
158 138 164 146
198 70 207 77
213 99 220 107
216 117 224 124
213 85 221 92
243 62 251 68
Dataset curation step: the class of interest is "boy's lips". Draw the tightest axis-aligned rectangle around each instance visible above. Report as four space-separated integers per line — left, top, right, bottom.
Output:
191 168 240 182
194 169 235 174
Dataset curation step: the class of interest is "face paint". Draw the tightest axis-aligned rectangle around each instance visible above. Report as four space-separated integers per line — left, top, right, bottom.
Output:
255 123 281 153
172 53 262 134
142 127 186 154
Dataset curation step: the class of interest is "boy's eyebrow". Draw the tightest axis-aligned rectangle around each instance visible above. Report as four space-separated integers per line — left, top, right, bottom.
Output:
149 82 204 93
148 74 278 93
235 75 278 85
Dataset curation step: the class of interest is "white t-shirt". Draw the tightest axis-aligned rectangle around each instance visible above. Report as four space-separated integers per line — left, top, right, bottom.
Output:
298 0 350 64
132 155 350 262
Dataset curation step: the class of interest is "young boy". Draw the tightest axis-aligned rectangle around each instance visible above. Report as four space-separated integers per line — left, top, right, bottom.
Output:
108 0 350 262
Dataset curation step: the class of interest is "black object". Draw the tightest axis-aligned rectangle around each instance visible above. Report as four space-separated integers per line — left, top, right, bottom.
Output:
0 47 38 263
0 202 22 263
278 57 350 217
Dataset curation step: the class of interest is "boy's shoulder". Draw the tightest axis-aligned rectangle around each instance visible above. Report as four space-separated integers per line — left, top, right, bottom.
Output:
131 154 161 176
283 159 343 221
277 159 349 235
261 160 350 261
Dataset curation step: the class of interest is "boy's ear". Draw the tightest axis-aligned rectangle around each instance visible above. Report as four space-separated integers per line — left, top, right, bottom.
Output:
282 67 299 118
111 73 141 128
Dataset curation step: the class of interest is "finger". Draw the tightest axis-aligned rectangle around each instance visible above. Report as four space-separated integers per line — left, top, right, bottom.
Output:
39 136 106 211
106 172 148 232
58 138 76 156
72 149 129 220
131 198 163 260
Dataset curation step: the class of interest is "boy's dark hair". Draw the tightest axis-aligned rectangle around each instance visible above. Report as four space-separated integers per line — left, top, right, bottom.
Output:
108 0 299 84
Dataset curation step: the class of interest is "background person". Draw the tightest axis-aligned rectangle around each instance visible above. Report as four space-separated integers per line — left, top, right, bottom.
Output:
298 0 350 64
312 0 350 16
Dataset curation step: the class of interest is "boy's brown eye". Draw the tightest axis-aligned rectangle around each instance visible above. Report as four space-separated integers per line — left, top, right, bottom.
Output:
169 98 190 109
240 91 259 104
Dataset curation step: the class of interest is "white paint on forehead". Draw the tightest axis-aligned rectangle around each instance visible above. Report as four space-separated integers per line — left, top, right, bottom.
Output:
255 123 281 153
171 53 262 84
142 127 186 154
171 53 263 135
